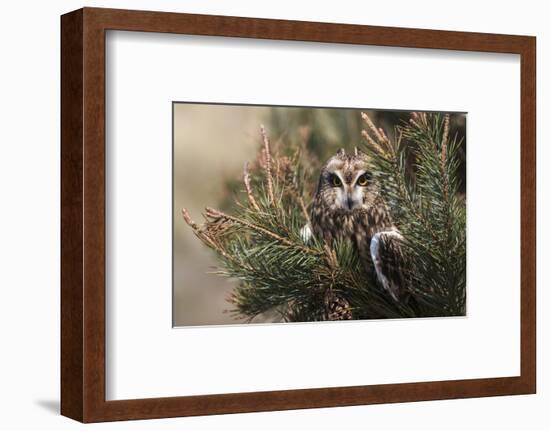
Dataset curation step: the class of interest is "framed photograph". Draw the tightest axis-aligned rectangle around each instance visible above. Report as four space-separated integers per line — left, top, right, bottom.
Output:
61 7 536 422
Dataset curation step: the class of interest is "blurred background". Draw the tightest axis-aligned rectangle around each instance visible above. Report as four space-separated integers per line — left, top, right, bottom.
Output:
173 103 466 326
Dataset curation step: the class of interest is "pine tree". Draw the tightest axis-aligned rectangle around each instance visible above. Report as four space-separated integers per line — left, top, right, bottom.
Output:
182 112 466 323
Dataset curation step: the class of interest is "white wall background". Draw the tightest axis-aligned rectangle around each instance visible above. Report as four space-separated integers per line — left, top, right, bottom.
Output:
0 0 546 429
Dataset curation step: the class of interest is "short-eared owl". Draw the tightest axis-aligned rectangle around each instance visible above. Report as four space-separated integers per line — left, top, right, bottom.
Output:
306 148 406 301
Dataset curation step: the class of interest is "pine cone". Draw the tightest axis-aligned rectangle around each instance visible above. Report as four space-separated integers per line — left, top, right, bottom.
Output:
325 291 352 320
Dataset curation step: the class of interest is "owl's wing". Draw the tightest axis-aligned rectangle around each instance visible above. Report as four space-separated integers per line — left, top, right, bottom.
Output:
370 230 406 301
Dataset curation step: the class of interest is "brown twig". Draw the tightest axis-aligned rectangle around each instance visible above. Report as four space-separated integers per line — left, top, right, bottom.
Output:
243 162 260 211
181 208 199 230
323 244 338 271
298 196 311 227
440 113 450 198
361 130 389 157
205 207 296 248
361 112 385 144
441 113 450 166
260 125 275 204
409 112 423 130
378 127 389 144
182 208 253 270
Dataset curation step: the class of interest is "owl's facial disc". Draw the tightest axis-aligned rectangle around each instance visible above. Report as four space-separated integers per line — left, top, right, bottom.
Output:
329 169 372 211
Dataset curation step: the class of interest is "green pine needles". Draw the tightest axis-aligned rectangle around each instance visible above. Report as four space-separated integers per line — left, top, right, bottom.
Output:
182 112 466 323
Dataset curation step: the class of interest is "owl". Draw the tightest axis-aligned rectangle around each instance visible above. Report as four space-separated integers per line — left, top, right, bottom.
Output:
305 148 406 301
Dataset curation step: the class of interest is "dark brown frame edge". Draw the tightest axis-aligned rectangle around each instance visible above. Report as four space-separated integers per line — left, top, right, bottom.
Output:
61 7 536 423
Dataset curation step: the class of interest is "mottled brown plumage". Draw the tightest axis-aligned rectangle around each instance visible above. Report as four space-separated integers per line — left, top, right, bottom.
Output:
308 148 407 301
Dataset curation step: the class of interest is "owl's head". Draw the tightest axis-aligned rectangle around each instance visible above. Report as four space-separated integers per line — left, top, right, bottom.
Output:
315 148 378 211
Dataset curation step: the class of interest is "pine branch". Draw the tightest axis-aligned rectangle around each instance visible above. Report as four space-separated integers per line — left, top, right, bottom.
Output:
361 111 466 316
182 114 466 322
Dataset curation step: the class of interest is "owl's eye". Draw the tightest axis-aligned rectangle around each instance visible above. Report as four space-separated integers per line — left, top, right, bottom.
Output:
330 174 342 187
357 173 371 187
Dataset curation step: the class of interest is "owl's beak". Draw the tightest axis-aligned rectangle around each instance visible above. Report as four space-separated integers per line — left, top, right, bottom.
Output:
346 192 354 210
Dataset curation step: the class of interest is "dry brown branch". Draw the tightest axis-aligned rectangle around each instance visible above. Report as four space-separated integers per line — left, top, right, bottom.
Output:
181 208 199 230
441 113 450 198
361 130 388 156
324 244 338 271
361 111 385 144
298 196 311 227
243 162 260 211
205 207 296 248
441 113 450 166
260 124 275 204
378 127 390 144
409 115 422 130
182 209 253 270
423 112 429 125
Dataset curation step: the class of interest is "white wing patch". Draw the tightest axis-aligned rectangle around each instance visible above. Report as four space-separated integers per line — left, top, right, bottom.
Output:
300 224 313 243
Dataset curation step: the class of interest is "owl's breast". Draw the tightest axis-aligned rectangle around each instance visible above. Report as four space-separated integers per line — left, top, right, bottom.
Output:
310 203 393 246
310 208 359 243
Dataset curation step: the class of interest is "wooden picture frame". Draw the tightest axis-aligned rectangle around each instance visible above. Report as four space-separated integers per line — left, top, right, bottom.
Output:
61 7 536 423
